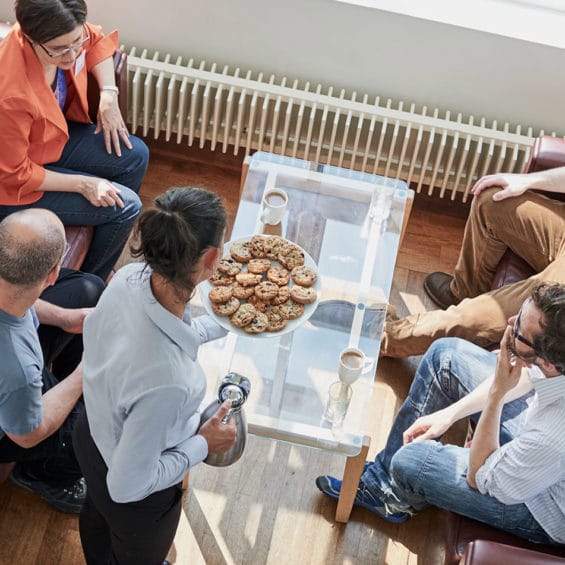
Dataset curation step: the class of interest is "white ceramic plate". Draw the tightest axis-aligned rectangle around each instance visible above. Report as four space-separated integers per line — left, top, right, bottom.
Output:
199 235 321 338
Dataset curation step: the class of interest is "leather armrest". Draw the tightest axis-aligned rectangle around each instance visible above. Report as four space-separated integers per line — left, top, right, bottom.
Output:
443 511 565 565
63 226 94 270
491 249 536 290
525 136 565 174
460 540 565 565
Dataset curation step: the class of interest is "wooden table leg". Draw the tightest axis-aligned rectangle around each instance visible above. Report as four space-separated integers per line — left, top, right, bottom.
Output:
399 188 415 247
240 155 251 196
335 435 371 523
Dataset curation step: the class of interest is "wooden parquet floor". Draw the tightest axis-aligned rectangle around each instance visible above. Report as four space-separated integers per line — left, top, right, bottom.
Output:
0 138 468 565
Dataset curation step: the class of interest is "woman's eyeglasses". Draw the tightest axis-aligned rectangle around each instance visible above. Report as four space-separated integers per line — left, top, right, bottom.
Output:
36 27 89 58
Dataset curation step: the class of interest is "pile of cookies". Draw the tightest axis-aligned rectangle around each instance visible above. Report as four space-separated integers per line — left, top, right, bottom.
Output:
207 235 318 334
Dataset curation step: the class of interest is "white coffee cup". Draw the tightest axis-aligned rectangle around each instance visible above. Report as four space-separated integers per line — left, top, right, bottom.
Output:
338 346 371 385
260 188 288 225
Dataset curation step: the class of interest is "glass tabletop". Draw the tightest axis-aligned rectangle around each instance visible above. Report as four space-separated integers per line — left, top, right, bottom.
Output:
197 152 410 456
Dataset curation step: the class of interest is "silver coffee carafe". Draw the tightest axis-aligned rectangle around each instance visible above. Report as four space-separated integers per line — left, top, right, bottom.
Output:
199 372 251 467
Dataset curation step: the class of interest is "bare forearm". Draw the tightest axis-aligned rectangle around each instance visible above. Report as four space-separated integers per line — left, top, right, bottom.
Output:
467 393 504 488
40 366 83 438
6 365 83 448
443 370 531 424
91 57 116 89
35 300 91 334
525 166 565 194
36 168 93 194
34 299 67 326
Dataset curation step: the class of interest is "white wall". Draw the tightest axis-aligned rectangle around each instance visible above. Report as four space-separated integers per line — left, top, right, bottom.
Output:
2 0 563 134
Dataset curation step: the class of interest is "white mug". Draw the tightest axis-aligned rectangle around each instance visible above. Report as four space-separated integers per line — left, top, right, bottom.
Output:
260 188 288 225
338 346 372 385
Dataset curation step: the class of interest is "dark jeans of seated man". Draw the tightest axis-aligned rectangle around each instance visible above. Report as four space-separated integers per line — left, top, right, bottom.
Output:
39 268 105 379
0 268 104 486
0 368 84 486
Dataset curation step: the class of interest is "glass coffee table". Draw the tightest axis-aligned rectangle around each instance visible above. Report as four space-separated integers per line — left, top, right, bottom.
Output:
197 151 412 522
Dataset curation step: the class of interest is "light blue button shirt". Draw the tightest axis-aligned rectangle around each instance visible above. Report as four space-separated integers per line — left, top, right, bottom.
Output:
83 262 227 503
476 367 565 544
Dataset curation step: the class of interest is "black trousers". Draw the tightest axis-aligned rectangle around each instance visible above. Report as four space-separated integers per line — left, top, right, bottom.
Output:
0 268 104 486
73 410 183 565
39 268 105 379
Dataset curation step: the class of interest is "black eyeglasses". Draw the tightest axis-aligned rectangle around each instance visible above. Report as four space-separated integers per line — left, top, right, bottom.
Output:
35 27 89 58
507 307 539 363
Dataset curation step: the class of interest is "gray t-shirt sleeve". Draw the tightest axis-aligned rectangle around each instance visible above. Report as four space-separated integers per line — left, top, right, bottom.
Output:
0 375 43 436
0 309 44 438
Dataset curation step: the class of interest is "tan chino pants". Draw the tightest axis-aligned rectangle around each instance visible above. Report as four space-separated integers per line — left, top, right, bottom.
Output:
382 187 565 357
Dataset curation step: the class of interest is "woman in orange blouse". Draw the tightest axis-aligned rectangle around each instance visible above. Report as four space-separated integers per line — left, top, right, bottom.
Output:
0 0 149 280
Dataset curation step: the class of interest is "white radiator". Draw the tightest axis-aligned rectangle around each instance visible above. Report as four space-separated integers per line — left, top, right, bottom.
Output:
126 48 560 201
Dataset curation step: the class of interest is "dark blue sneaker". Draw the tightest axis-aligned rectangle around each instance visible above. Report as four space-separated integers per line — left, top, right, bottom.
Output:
315 474 410 523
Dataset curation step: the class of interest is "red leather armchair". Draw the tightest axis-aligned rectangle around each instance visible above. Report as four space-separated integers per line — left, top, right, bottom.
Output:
0 21 128 271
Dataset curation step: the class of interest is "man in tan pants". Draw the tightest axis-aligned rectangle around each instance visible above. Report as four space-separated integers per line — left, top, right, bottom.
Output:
381 166 565 358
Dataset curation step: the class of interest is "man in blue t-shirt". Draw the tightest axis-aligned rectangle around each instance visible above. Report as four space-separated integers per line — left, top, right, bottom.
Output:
0 209 104 513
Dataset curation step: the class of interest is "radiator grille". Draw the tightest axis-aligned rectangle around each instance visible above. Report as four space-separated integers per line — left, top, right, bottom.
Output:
126 48 560 201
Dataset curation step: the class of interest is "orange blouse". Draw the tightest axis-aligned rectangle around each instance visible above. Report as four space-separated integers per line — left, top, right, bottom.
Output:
0 23 118 205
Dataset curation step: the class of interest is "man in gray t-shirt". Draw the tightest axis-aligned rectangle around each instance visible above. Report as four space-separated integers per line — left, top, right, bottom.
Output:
0 209 104 514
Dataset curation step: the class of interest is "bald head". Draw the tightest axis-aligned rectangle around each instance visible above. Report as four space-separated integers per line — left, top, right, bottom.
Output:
0 209 66 287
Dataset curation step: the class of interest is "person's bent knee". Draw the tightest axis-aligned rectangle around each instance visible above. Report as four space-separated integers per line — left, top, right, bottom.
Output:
423 337 461 370
390 441 436 489
80 273 106 306
471 185 520 220
128 135 149 167
114 187 142 220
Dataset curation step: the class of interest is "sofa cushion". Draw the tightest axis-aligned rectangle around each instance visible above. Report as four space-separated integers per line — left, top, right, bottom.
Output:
491 248 536 290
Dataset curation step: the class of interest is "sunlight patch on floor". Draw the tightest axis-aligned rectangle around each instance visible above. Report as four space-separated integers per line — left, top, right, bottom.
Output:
399 291 427 315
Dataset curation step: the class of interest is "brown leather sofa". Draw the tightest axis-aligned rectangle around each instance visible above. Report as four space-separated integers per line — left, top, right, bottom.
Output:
444 135 565 563
0 21 128 271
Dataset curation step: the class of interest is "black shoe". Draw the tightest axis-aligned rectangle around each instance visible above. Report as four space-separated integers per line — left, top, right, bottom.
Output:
9 467 86 514
423 272 460 310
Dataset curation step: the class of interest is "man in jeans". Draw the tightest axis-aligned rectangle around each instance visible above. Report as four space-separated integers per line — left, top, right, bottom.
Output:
381 167 565 357
317 283 565 546
0 209 104 513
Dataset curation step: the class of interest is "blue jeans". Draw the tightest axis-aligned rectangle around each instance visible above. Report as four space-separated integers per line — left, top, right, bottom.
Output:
0 123 149 280
363 337 557 545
